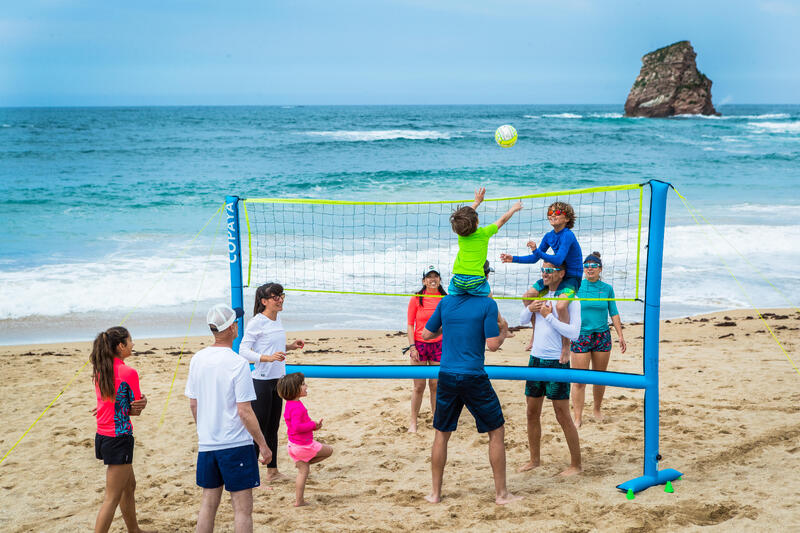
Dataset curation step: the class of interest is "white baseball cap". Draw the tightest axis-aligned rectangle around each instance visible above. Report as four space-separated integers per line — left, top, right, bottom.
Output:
422 265 440 277
207 304 245 332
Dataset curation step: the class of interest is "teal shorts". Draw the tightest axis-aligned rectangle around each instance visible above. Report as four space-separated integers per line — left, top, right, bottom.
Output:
524 356 571 400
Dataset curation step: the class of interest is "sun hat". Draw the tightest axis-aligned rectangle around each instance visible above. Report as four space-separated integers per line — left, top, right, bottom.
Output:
207 303 245 331
422 265 440 277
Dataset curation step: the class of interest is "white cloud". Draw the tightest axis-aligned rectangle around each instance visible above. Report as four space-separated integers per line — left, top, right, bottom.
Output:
759 1 799 16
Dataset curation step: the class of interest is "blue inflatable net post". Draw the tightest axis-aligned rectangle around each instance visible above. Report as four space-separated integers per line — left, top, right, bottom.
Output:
225 180 682 494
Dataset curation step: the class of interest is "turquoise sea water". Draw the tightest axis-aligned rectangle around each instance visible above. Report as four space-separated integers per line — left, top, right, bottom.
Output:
1 104 798 344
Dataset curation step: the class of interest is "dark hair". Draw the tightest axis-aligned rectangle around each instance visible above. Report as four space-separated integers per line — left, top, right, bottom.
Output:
450 206 479 237
416 271 447 306
277 372 305 401
90 326 130 401
548 201 576 229
254 282 284 315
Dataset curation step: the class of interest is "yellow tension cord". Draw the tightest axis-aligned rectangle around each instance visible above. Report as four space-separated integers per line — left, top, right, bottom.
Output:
0 203 227 467
673 188 799 377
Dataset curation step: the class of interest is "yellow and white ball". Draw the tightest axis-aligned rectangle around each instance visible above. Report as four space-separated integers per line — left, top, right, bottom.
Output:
494 124 518 148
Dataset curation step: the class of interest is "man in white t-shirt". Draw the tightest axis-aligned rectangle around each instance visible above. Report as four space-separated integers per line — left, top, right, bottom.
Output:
518 262 583 477
186 304 271 533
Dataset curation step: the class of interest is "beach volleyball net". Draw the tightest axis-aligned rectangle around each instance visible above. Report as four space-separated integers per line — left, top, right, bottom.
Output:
238 183 647 301
224 180 681 494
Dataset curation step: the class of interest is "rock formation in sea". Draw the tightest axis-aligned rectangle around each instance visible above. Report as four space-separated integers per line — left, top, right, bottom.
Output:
624 40 718 117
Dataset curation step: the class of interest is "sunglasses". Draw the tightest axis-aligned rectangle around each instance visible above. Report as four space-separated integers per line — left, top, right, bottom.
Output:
584 263 601 269
547 208 567 216
271 293 286 301
541 267 562 274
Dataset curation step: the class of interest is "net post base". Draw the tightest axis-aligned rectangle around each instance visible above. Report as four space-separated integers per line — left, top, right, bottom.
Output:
617 468 682 494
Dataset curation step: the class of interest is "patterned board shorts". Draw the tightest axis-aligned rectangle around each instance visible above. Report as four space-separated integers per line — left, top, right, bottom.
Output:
524 356 571 401
570 329 612 353
415 340 442 363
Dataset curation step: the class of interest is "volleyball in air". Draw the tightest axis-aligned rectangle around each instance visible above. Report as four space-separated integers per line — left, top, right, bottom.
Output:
494 124 517 148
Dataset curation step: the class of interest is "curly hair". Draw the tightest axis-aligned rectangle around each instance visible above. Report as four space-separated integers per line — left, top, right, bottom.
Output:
549 201 575 229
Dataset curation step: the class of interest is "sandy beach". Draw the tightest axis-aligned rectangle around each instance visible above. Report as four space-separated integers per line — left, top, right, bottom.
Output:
1 308 799 532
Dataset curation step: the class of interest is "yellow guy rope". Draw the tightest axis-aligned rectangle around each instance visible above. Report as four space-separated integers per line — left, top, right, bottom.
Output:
159 206 226 428
0 203 227 467
672 187 800 377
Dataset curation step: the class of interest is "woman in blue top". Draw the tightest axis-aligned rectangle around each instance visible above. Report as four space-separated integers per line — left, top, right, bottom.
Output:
569 252 627 427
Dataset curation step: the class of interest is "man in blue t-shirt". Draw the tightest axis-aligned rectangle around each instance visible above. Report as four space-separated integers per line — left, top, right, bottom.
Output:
422 295 521 506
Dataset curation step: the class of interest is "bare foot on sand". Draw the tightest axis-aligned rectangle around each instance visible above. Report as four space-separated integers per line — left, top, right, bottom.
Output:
592 410 604 423
496 492 523 505
407 422 418 433
424 493 441 504
294 500 309 507
574 417 583 428
517 460 540 472
264 471 289 482
558 466 582 476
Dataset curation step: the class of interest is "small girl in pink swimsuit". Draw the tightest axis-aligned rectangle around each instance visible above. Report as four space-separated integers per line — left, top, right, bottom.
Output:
276 372 334 507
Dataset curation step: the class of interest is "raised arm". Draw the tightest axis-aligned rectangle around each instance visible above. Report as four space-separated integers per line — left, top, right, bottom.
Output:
493 200 523 230
470 187 486 210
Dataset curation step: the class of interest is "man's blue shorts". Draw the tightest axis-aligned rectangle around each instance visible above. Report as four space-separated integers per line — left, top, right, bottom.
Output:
433 371 504 433
196 444 260 492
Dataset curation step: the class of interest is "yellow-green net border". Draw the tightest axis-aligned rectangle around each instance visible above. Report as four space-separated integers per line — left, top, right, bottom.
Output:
241 183 645 302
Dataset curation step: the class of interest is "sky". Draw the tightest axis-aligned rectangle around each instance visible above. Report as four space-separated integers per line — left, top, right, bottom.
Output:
1 0 799 106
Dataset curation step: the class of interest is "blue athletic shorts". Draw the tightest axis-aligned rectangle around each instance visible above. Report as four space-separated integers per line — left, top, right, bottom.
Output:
448 275 491 297
433 371 504 433
196 444 260 492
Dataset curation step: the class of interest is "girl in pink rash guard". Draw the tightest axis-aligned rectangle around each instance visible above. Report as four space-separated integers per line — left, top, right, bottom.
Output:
90 326 150 533
276 373 333 507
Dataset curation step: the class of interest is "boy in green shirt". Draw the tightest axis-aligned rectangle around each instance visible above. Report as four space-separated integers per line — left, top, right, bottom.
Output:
449 187 523 339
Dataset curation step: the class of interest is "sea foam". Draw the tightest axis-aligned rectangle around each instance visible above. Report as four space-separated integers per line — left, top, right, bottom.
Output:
304 130 453 141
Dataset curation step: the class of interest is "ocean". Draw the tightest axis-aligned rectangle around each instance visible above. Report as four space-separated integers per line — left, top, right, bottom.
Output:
1 104 799 344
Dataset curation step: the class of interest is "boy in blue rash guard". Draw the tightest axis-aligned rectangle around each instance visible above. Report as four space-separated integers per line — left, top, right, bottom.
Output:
500 201 583 356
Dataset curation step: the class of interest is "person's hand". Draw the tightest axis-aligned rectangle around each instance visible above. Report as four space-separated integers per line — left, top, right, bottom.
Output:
528 300 546 313
500 253 513 263
289 339 304 350
474 187 486 204
526 240 537 251
511 200 523 212
266 352 286 362
315 418 324 430
559 350 570 364
409 345 420 362
130 394 147 416
90 407 98 417
618 337 627 354
259 446 272 465
538 301 553 318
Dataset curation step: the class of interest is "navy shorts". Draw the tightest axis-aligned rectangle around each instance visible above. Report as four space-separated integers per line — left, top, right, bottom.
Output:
525 356 571 401
95 433 134 465
433 371 504 433
196 444 260 492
